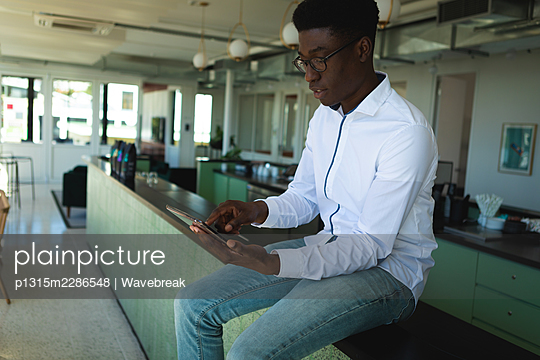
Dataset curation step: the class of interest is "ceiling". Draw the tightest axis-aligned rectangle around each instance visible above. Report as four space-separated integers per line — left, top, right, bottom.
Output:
0 0 432 75
0 0 538 79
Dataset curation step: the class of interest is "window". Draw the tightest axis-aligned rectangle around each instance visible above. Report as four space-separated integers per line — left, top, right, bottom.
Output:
52 79 93 145
122 92 134 110
99 83 139 145
194 94 212 144
1 76 44 143
172 89 182 145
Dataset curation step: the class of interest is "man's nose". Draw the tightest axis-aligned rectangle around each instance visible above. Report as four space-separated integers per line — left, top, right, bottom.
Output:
304 65 320 83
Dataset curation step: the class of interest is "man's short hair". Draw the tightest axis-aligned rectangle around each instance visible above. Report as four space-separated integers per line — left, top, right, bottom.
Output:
292 0 379 44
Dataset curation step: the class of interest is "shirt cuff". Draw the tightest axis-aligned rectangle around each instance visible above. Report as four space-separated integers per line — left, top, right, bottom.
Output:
270 248 304 278
251 198 280 228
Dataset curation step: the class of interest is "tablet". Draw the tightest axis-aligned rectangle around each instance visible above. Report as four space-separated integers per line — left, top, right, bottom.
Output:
166 204 228 244
166 204 245 260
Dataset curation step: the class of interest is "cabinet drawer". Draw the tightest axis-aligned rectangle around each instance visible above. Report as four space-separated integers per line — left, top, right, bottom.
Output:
476 253 540 307
473 286 540 347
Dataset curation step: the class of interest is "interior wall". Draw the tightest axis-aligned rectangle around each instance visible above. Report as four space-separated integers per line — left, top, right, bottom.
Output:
435 76 467 185
384 49 540 211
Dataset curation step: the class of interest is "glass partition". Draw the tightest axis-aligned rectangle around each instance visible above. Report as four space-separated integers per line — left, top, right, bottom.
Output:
280 94 297 158
254 94 274 154
237 94 255 151
304 93 320 145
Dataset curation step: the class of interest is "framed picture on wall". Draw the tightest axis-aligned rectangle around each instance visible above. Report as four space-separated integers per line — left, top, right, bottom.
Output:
498 123 537 176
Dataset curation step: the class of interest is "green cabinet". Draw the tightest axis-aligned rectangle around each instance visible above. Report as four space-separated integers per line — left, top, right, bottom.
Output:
213 172 230 205
473 286 540 348
476 253 540 308
228 177 248 202
196 161 249 205
213 172 248 204
421 238 478 322
197 161 224 202
422 238 540 356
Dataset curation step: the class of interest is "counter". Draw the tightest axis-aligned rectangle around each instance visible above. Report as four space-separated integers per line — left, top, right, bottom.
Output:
217 170 290 193
215 167 540 270
83 156 345 360
435 220 540 270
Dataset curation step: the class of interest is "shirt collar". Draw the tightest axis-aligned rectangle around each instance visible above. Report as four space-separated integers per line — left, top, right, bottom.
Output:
330 71 392 117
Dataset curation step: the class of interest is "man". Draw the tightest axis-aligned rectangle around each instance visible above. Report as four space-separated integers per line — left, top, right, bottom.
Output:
175 0 438 358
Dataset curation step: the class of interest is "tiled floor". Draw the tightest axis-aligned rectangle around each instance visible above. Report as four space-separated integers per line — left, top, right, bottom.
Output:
0 183 147 360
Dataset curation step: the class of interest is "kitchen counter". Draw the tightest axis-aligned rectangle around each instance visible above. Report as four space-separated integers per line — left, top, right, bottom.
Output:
215 168 540 270
434 218 540 270
215 169 291 193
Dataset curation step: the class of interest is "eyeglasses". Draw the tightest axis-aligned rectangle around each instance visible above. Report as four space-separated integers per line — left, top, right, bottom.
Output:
292 37 362 74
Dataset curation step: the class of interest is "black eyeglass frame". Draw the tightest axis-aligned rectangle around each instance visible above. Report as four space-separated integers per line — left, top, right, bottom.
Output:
292 36 363 74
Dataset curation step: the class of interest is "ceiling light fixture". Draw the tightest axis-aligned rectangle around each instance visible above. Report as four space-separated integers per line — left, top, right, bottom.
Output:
192 2 209 71
227 0 250 61
279 0 300 49
376 0 401 29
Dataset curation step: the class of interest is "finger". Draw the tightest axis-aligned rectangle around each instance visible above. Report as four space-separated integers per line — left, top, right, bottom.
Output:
206 210 222 226
224 213 251 232
206 205 232 225
226 239 243 253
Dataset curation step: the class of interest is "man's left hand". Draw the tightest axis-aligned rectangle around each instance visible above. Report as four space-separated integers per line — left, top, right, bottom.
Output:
190 225 280 276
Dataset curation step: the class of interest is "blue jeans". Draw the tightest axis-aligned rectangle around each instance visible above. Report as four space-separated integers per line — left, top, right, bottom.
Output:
174 238 415 360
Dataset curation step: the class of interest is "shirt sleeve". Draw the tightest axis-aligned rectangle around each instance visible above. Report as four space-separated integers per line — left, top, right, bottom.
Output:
272 124 437 280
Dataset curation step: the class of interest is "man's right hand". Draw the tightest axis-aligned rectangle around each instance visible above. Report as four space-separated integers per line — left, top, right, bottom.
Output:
205 200 269 234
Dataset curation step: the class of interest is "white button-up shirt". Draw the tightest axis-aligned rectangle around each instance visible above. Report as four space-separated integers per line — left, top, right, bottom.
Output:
258 72 438 302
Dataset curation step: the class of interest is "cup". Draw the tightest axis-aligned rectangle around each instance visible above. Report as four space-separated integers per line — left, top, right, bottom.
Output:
147 171 158 185
478 213 487 227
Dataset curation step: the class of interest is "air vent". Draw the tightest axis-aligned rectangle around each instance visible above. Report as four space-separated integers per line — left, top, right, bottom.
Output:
437 0 529 27
34 14 114 36
438 0 490 23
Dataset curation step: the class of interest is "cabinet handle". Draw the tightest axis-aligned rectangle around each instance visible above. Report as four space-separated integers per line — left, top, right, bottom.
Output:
511 275 517 280
508 311 513 316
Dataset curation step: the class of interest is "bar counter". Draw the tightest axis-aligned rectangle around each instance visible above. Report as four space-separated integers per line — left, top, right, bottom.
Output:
83 155 348 360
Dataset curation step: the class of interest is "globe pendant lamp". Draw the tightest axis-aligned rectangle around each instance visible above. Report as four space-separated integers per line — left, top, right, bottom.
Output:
227 0 251 61
376 0 401 29
279 0 300 49
193 2 209 71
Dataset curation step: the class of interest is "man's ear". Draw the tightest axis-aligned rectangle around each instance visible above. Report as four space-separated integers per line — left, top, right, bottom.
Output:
357 37 373 62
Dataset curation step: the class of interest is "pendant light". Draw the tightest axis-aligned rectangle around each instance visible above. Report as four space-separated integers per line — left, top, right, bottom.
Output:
193 2 209 71
376 0 401 29
227 0 251 61
279 0 300 49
